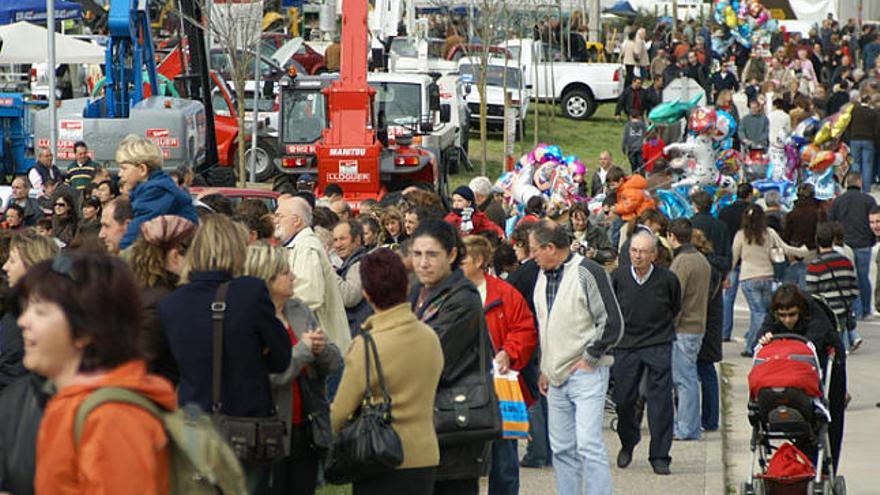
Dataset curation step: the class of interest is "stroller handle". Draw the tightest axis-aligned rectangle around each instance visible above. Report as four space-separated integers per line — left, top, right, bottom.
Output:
766 333 811 344
767 333 836 358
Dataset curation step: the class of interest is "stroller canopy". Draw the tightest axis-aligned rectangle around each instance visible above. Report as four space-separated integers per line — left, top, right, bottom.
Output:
748 338 822 401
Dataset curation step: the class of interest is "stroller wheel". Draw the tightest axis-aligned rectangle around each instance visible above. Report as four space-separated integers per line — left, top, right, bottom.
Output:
833 476 846 495
807 480 831 495
609 417 618 432
753 479 765 495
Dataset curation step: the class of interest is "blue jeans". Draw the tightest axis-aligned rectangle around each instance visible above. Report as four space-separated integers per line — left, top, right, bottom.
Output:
697 360 719 430
722 265 740 340
741 278 773 355
548 367 612 495
672 333 703 440
489 439 519 495
783 261 807 290
853 247 873 318
851 140 876 191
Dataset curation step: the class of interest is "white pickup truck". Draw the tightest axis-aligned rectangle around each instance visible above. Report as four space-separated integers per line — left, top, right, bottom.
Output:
500 38 625 120
458 58 529 131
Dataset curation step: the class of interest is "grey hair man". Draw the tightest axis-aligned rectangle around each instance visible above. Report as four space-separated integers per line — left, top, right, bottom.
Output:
275 195 350 350
610 231 682 475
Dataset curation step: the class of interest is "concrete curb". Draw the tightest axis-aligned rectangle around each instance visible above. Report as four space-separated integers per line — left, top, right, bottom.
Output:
707 362 728 495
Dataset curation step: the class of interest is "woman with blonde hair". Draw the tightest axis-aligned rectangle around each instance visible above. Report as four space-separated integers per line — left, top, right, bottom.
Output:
128 215 196 383
244 241 341 495
159 214 291 492
381 207 407 244
0 230 59 390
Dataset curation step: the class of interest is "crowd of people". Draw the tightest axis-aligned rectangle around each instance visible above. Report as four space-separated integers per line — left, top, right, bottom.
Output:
0 11 879 495
0 137 863 495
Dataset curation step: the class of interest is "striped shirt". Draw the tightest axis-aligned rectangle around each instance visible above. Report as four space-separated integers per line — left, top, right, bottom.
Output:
805 251 859 317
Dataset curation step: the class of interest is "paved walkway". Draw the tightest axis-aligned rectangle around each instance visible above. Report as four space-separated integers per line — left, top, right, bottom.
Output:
723 309 880 494
481 377 725 494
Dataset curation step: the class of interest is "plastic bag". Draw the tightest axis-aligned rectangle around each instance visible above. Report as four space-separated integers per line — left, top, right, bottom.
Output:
492 370 529 440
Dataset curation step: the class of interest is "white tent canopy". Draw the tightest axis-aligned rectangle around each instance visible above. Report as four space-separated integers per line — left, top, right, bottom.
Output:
0 21 104 65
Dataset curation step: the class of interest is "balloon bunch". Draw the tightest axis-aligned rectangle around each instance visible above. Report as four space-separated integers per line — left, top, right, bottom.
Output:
712 0 778 51
494 144 587 217
663 106 740 192
782 104 854 200
655 106 741 219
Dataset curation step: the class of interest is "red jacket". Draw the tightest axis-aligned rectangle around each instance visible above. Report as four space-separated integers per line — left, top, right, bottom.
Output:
444 209 505 239
483 274 538 406
641 137 666 173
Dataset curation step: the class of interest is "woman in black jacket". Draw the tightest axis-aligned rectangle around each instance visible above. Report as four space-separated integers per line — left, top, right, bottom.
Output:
158 214 291 493
757 284 847 471
408 219 492 495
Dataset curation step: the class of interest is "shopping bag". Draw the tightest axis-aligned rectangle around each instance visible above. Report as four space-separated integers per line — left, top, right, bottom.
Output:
492 369 529 440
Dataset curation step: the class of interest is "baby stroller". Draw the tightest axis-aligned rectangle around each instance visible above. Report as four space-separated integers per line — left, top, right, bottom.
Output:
741 334 845 495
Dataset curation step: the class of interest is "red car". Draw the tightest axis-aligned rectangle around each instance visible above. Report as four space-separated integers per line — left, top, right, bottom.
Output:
190 187 280 211
260 33 327 75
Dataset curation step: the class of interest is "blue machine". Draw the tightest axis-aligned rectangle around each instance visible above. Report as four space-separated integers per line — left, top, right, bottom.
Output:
0 93 45 175
83 0 159 119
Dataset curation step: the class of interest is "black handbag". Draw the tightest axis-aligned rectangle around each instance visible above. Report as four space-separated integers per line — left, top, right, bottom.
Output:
433 321 501 446
298 377 333 456
211 282 288 463
324 332 404 484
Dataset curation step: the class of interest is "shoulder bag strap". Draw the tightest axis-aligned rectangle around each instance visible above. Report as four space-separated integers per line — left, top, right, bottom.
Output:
211 282 231 414
361 332 373 403
824 263 853 318
363 332 393 405
476 319 489 383
74 387 162 446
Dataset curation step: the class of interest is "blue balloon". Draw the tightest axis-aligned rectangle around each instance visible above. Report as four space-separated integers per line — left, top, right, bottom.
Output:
656 189 693 219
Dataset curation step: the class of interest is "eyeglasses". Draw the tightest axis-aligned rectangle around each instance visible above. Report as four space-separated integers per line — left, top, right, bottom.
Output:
51 255 77 283
54 202 68 208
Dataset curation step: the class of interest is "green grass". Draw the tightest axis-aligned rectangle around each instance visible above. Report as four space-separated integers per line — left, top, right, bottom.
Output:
451 102 628 188
316 485 351 495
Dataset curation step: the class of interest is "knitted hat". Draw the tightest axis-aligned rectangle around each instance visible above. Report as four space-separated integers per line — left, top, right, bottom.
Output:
452 185 475 205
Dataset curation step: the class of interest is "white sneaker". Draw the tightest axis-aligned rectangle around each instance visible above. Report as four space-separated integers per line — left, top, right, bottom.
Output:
850 338 864 354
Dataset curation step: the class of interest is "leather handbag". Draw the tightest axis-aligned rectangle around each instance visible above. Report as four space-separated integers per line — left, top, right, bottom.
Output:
324 332 403 485
298 377 333 456
211 282 288 463
433 322 502 446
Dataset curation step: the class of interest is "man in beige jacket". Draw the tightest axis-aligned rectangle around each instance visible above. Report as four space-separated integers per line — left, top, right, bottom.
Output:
274 196 351 352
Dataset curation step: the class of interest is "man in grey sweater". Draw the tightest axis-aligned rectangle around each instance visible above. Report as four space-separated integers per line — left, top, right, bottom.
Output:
739 99 770 150
531 220 623 494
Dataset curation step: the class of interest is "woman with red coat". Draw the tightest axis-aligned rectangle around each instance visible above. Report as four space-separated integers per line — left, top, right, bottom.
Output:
444 186 505 240
460 235 537 495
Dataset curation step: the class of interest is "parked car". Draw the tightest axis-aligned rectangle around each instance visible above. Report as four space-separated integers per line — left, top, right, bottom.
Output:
458 59 529 131
190 187 280 211
499 38 624 120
